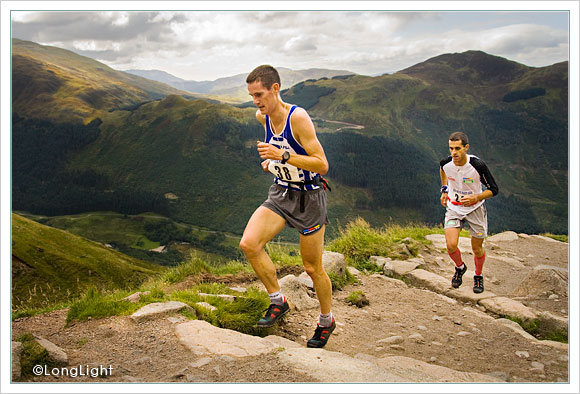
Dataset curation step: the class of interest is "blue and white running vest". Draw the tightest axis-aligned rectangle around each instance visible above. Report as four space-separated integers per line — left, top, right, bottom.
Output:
265 105 321 191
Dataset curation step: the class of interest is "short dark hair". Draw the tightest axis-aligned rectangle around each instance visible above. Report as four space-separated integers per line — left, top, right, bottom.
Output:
449 132 469 146
246 65 281 90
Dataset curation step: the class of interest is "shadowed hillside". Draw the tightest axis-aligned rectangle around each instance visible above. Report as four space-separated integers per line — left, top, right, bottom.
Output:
11 213 165 310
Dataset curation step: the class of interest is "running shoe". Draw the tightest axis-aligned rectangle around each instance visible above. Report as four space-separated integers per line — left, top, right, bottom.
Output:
473 275 484 294
307 319 336 348
256 301 290 327
451 264 467 288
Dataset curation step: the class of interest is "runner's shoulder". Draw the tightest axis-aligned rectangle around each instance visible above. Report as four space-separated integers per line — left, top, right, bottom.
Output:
468 155 489 169
440 156 452 167
255 109 266 125
289 106 315 131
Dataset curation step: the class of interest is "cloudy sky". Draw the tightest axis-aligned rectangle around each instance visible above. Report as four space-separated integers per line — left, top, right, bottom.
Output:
10 6 570 81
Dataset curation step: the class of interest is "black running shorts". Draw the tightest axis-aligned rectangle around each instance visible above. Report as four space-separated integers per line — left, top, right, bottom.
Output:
262 184 329 235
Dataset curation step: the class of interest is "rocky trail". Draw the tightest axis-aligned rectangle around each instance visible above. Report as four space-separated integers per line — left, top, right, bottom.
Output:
11 232 570 386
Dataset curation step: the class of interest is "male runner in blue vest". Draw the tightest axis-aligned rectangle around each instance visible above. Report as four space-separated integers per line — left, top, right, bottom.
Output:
240 65 335 348
440 132 499 293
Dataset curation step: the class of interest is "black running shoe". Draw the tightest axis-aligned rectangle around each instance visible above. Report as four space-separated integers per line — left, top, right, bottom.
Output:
473 275 484 294
257 301 290 327
307 319 336 348
451 264 467 288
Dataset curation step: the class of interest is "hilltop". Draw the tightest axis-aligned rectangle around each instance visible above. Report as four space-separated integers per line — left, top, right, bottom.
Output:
12 39 198 124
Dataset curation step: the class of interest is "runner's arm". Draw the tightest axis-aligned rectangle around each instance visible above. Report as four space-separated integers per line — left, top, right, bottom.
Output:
461 157 498 206
439 167 448 207
255 110 271 172
257 108 328 175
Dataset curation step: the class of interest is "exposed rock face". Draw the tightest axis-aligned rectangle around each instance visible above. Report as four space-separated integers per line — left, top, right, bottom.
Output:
175 320 278 357
33 335 68 366
131 301 191 322
12 341 23 381
479 297 539 322
279 274 319 311
511 265 568 298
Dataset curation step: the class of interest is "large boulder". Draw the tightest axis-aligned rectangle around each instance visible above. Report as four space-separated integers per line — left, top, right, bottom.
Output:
479 297 539 322
175 320 279 357
279 274 319 311
425 234 472 251
406 269 451 293
322 251 346 276
487 231 519 242
511 265 568 298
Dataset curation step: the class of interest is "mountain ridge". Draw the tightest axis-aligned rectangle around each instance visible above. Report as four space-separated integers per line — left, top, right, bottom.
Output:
124 66 356 102
12 39 204 124
11 40 569 239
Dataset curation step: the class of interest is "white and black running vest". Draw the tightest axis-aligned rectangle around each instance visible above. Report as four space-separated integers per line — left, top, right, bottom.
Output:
440 154 499 215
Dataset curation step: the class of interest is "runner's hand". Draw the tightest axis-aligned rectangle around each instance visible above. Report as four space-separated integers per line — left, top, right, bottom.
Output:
257 141 283 160
440 193 448 207
460 195 479 206
261 160 270 172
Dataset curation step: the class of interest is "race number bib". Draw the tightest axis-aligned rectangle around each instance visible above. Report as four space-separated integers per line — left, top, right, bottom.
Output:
268 160 301 182
449 191 463 206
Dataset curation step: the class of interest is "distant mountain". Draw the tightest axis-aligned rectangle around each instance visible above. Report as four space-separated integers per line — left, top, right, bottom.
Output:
11 42 568 239
12 38 199 124
281 50 568 233
124 67 356 102
11 213 165 309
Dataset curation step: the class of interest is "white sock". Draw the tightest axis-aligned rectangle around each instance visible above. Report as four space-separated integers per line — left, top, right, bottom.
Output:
319 312 333 327
269 291 285 305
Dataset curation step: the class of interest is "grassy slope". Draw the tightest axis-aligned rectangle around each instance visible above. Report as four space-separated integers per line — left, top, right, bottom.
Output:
11 213 166 310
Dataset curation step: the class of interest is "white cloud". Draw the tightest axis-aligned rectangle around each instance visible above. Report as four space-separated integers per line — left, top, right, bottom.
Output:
10 10 569 80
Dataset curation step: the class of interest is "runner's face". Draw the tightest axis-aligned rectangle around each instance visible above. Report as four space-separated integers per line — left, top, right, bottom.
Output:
247 80 279 115
448 140 469 165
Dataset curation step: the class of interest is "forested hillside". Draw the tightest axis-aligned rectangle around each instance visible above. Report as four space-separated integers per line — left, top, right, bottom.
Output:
282 51 568 234
11 41 568 242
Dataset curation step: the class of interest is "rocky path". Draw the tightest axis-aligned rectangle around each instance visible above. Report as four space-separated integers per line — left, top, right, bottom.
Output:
11 232 570 385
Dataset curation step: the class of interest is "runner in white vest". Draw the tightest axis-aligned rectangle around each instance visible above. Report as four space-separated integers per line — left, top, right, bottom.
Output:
440 132 499 293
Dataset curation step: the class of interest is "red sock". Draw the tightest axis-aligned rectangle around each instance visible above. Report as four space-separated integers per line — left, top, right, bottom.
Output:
448 248 463 267
474 253 486 276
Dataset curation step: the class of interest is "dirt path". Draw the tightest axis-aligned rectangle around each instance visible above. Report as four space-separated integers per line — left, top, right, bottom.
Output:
12 234 569 383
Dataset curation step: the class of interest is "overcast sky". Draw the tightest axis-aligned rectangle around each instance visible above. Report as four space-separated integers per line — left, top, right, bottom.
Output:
10 6 570 81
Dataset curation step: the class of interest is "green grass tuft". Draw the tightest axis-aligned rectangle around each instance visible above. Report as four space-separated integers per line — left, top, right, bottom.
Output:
540 233 568 243
346 290 369 308
159 254 212 284
65 287 139 324
328 269 358 290
328 217 436 270
16 333 52 378
505 316 568 343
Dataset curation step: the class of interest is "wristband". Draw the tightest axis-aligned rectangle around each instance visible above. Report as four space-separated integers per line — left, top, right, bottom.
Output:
440 185 449 194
